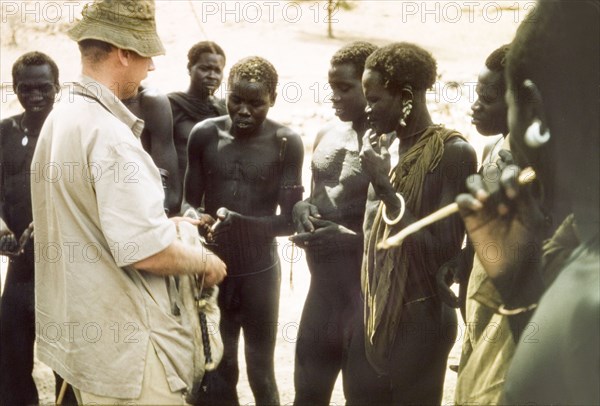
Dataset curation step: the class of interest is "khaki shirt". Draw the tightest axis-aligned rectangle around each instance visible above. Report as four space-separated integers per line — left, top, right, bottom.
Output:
31 77 193 398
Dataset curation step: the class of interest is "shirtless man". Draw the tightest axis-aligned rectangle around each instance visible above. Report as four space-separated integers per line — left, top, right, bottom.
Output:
346 43 477 405
185 56 304 405
124 87 181 215
0 51 59 406
168 41 227 188
290 41 377 406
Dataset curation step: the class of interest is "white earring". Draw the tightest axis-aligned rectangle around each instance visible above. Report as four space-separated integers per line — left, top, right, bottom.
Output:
525 120 550 148
399 99 412 127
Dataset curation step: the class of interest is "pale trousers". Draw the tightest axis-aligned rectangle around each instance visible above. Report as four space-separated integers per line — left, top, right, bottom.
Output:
72 342 189 405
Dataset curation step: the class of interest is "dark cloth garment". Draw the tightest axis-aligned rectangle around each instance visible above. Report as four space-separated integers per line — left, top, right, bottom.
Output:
344 125 471 404
168 92 227 184
345 295 457 405
167 92 227 124
363 125 466 374
0 114 39 405
503 233 600 405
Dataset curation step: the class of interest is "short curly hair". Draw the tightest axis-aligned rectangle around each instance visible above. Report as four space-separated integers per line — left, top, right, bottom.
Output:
228 56 278 100
331 41 378 79
365 42 437 92
12 51 59 88
485 44 511 73
187 41 226 71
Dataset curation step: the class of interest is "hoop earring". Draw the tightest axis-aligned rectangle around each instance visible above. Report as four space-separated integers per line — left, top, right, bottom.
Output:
525 120 550 148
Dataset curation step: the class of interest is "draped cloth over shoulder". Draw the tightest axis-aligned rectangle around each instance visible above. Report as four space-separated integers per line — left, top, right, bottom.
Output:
167 92 227 122
362 125 465 374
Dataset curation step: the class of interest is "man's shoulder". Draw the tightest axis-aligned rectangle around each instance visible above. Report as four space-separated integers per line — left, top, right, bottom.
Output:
0 114 20 149
439 127 473 150
264 119 299 140
189 116 228 141
53 95 135 143
434 127 476 168
0 114 20 131
139 87 170 107
434 125 464 141
320 120 349 136
198 115 229 130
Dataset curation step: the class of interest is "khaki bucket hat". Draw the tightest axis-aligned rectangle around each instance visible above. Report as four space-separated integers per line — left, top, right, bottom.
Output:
67 0 165 57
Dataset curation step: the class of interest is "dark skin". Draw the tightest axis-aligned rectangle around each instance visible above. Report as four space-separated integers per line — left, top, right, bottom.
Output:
291 62 370 242
188 53 225 99
347 68 476 404
436 66 510 313
1 64 58 250
173 53 226 185
186 79 303 237
290 62 372 406
471 67 509 136
456 78 574 335
185 78 303 406
359 69 476 241
0 63 58 406
123 87 181 215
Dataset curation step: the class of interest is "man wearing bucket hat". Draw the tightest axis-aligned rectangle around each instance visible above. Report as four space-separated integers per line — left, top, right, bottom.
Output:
30 1 226 404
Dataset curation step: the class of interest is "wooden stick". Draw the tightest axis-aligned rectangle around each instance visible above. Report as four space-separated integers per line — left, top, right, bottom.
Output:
56 379 68 405
378 167 536 249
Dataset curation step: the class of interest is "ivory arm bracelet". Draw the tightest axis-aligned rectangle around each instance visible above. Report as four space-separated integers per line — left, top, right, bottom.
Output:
382 193 406 226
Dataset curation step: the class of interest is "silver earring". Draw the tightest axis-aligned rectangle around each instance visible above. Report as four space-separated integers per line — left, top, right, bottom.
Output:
525 120 550 148
399 100 412 127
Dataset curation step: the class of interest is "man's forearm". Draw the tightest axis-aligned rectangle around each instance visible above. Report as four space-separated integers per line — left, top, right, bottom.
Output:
134 240 219 277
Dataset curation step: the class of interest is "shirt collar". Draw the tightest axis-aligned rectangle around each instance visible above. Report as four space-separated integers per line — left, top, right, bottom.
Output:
73 75 145 138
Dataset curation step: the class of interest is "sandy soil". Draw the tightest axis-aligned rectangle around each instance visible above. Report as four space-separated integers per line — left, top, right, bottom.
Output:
1 1 525 404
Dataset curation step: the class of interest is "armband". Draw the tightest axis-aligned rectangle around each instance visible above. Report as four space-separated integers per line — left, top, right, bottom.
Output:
382 193 406 226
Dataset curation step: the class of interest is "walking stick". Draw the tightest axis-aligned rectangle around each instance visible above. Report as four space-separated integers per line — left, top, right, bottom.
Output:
56 379 68 405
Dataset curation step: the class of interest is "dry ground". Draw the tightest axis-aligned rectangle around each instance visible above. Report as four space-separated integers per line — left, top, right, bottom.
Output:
1 1 525 404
